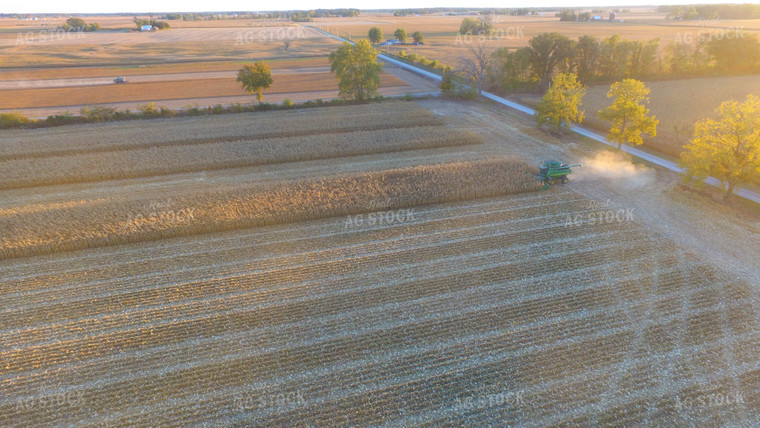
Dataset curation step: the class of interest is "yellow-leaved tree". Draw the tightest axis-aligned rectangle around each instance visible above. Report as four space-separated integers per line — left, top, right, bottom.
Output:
237 61 273 104
681 94 760 199
535 72 586 132
329 39 383 102
597 79 658 149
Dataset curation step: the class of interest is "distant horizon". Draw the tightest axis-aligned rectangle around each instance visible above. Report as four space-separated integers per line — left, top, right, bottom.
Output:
2 1 743 15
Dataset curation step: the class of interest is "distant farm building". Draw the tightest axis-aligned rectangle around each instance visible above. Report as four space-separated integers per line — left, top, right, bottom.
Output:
140 25 154 31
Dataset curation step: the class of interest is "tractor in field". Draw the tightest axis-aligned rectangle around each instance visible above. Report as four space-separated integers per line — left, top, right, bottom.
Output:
534 160 581 190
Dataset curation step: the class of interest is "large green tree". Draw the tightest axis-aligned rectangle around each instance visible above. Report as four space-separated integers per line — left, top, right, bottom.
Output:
329 39 384 102
707 33 760 74
493 47 535 91
394 28 407 43
627 38 660 78
458 17 493 35
597 79 659 149
237 61 273 103
368 27 383 44
526 32 574 87
681 95 760 199
575 35 601 84
535 73 586 132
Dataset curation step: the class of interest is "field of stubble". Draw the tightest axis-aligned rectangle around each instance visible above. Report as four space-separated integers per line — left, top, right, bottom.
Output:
1 100 758 426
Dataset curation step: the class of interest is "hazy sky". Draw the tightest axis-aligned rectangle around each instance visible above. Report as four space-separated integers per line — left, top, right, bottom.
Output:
4 1 739 14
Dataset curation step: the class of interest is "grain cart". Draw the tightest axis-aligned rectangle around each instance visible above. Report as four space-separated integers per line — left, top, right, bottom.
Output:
535 160 581 190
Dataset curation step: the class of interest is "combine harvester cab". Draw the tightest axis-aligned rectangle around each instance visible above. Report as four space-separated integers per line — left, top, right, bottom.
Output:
535 160 581 190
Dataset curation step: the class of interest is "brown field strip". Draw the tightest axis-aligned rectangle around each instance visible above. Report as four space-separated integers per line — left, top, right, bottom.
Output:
0 58 329 81
0 38 341 67
0 72 407 109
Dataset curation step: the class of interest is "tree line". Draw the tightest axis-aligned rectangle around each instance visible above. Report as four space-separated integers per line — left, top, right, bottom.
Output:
659 4 760 20
489 31 760 93
59 17 99 32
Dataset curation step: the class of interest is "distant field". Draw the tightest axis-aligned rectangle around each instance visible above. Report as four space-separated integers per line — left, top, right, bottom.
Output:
0 57 327 81
0 38 340 67
0 20 416 112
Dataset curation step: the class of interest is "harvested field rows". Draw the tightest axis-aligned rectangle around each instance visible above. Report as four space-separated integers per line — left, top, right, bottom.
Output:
0 126 482 188
0 101 440 158
1 189 757 427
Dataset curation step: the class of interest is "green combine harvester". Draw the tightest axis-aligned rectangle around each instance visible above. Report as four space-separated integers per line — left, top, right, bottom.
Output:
535 160 581 190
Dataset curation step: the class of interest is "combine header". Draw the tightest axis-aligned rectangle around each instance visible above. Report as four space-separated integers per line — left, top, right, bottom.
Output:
534 160 581 190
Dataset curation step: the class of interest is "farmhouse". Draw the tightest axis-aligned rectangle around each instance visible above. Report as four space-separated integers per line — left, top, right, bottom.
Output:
140 24 154 31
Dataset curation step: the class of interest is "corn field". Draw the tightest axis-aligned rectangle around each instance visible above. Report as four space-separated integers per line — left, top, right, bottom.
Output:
1 101 757 426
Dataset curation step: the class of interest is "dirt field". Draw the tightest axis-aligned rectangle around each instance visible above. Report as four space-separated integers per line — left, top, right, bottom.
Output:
0 61 438 117
0 58 327 81
1 98 758 426
0 71 408 109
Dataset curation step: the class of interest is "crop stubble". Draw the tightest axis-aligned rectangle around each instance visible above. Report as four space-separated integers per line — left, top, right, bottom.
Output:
1 101 756 426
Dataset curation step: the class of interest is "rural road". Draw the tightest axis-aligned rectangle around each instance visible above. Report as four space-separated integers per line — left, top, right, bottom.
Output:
310 25 760 206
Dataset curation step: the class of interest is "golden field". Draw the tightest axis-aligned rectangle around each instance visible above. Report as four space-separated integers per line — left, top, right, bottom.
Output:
0 71 406 110
0 57 328 81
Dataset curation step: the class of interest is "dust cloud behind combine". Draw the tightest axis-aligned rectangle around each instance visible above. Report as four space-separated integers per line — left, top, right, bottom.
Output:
575 151 656 190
